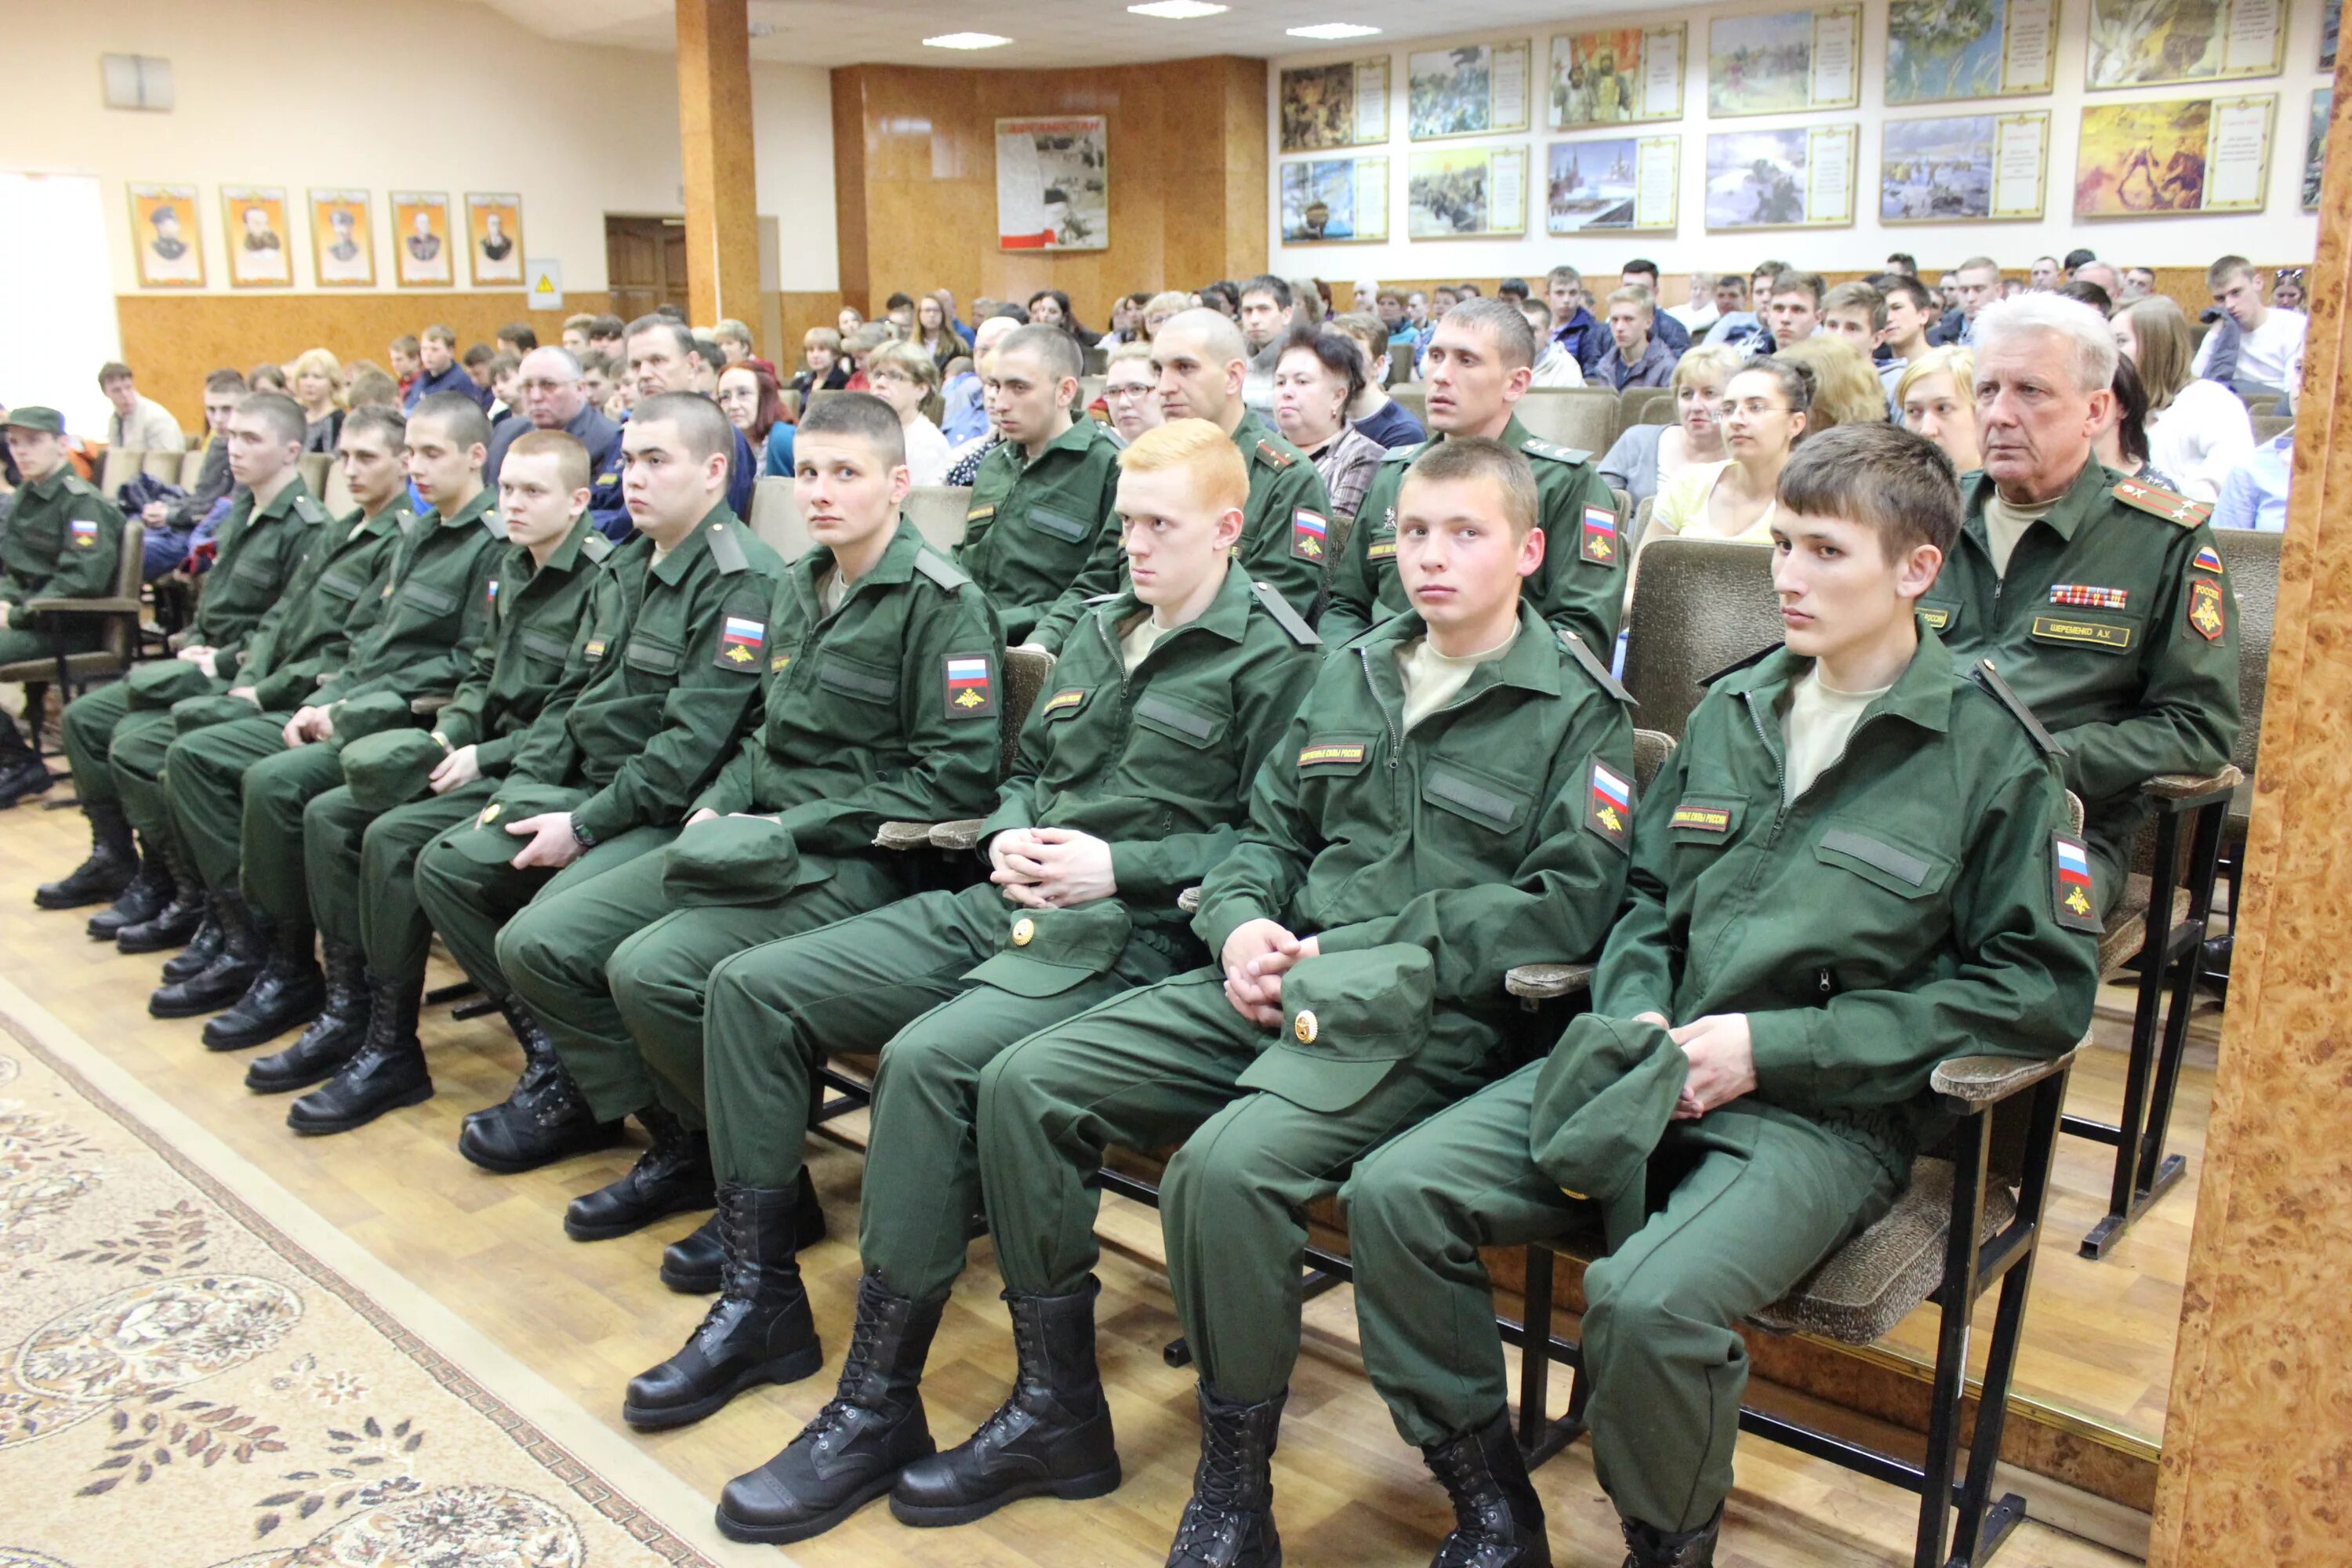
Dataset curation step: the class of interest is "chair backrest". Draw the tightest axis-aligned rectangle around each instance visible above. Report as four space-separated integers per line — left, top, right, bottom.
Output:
1617 386 1675 438
1000 643 1054 774
904 486 971 554
177 448 209 488
1390 384 1426 426
2215 527 2281 775
1610 487 1632 525
1078 376 1106 410
1632 728 1677 796
320 458 354 518
1385 354 1414 387
1621 537 1780 740
139 450 183 485
2252 412 2294 443
295 452 332 496
2238 390 2281 416
1626 495 1659 556
806 388 845 416
748 475 810 561
106 521 145 659
1515 387 1617 456
99 448 142 498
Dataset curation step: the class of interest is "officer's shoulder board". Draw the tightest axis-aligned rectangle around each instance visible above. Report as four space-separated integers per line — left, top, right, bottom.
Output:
1556 629 1633 703
706 521 750 575
479 508 505 539
1520 437 1594 467
292 494 329 525
1250 580 1321 647
2111 476 2212 528
1377 441 1426 465
580 532 614 564
1965 659 2063 759
60 474 101 500
913 546 972 592
1253 438 1296 471
1083 591 1121 606
1697 643 1777 687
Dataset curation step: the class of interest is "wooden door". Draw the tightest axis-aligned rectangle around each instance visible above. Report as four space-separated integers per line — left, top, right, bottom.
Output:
604 215 688 323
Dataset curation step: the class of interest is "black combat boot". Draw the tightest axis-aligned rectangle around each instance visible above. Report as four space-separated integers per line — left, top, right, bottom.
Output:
147 890 267 1018
661 1167 826 1293
562 1105 713 1240
202 914 325 1051
86 836 171 940
120 840 209 954
455 996 622 1174
717 1272 946 1542
245 938 370 1092
621 1183 825 1430
285 974 431 1134
154 906 223 977
0 714 53 809
1619 1509 1721 1568
889 1278 1120 1527
1424 1410 1551 1567
34 802 133 909
1163 1384 1287 1568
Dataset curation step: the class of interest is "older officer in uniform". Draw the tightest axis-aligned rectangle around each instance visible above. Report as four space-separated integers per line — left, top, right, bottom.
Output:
1344 426 2100 1568
900 440 1632 1566
1921 293 2241 914
258 430 613 1132
0 408 125 807
692 420 1321 1543
1323 298 1625 657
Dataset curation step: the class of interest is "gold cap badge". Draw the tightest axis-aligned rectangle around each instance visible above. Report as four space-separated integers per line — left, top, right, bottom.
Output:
1294 1009 1318 1045
1011 917 1035 947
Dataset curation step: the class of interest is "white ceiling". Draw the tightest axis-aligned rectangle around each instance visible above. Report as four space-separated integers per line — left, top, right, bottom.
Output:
477 0 1691 70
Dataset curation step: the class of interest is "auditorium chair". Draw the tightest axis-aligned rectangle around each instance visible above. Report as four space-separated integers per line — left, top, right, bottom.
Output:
1514 387 1616 455
0 521 146 772
2252 412 2293 443
138 451 183 486
177 448 208 488
1615 385 1675 437
1391 384 1425 428
96 446 143 498
746 476 810 562
1617 536 1780 740
295 452 332 497
902 485 971 554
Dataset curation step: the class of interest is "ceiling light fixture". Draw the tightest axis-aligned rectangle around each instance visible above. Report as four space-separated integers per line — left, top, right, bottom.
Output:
1286 23 1382 38
1128 2 1230 17
924 31 1013 49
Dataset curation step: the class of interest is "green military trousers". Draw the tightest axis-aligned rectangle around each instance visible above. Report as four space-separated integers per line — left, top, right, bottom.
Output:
1343 1064 1900 1534
165 717 342 915
409 810 670 1004
499 846 915 1130
60 682 137 807
699 880 1184 1303
303 782 496 981
975 970 1505 1404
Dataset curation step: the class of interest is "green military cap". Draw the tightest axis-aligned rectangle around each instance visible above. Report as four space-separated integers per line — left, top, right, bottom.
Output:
440 783 581 864
332 691 419 744
2 406 64 435
1235 943 1433 1114
964 899 1133 999
340 729 446 812
172 693 264 735
125 659 216 710
660 815 803 908
1526 1014 1688 1247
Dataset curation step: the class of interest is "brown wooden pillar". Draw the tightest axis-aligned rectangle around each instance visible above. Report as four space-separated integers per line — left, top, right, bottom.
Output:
675 0 760 328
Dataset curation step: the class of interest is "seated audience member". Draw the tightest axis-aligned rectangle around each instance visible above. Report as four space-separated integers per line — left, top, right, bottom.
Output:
405 325 490 412
488 347 626 539
486 355 524 426
688 340 725 395
1929 293 2240 913
288 350 347 454
1237 275 1294 409
1603 287 1677 390
840 323 891 392
1647 358 1812 549
1380 289 1424 358
498 322 539 359
1876 274 1939 387
134 371 246 581
463 343 498 396
1329 312 1425 448
912 296 963 368
577 354 618 417
249 364 290 396
1885 250 1918 274
1272 329 1386 524
1102 340 1164 445
1098 290 1152 348
717 360 786 468
1526 301 1589 387
1617 261 1691 354
1027 289 1090 346
627 315 757 521
1819 281 1884 358
793 328 851 400
2030 254 2063 290
839 306 865 337
2118 267 2157 304
712 319 755 366
1143 290 1192 341
1668 270 1719 334
1762 269 1824 350
100 362 188 455
2060 280 2114 315
1773 336 1889 432
1599 345 1737 506
2092 356 2181 493
2116 296 2256 505
2271 267 2307 314
0 407 127 805
863 342 954 487
389 336 422 400
2211 424 2293 532
1544 265 1610 380
1947 256 2003 345
882 292 916 338
562 314 597 356
587 315 628 360
2063 247 2097 280
942 317 1019 452
1495 277 1528 307
1342 423 2097 1568
1701 274 1762 350
1897 347 1982 473
347 368 401 411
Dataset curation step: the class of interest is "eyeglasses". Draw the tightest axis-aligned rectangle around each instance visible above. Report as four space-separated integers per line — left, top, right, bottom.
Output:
867 369 913 387
1105 383 1155 401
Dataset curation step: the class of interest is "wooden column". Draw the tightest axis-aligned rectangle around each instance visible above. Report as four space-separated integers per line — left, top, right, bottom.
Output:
675 0 760 327
2147 69 2352 1568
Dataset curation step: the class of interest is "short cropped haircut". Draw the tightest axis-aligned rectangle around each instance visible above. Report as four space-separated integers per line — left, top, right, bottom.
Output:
1240 274 1293 309
423 325 457 348
2058 280 2114 315
347 369 401 409
1957 255 2001 279
1606 285 1655 318
1972 294 2118 394
633 390 738 465
1279 327 1369 405
1886 252 1918 273
1544 264 1583 289
588 314 626 339
884 292 914 312
505 428 592 492
866 339 942 390
204 368 249 397
2205 254 2256 290
499 322 538 351
564 313 596 333
797 390 907 470
691 337 724 370
237 390 307 447
999 322 1084 384
97 361 134 387
1777 423 1960 560
625 314 699 361
1332 310 1390 363
462 343 495 368
1401 436 1539 539
1375 289 1405 308
1822 281 1887 332
488 353 521 381
1769 270 1826 306
1144 289 1192 323
1671 344 1742 396
411 390 494 450
577 351 613 378
1443 296 1539 372
1119 417 1249 515
1623 259 1660 283
2064 247 2097 272
341 404 406 453
1878 274 1935 315
391 335 420 355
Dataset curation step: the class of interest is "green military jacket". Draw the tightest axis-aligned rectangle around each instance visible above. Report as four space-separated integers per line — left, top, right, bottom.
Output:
0 468 125 629
187 475 327 680
691 519 1002 856
238 504 411 713
1929 461 2241 882
1320 416 1624 656
1595 627 2101 1161
957 416 1123 646
1029 408 1330 652
504 504 783 841
315 486 505 711
430 516 614 772
1194 602 1634 1008
982 566 1323 931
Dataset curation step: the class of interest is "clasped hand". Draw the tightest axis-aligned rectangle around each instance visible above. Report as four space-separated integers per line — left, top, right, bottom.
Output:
1220 919 1319 1028
988 827 1116 909
1632 1010 1757 1120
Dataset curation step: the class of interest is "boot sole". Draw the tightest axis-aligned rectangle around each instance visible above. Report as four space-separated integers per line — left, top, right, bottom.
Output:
564 1192 716 1242
887 1459 1123 1528
116 926 201 955
286 1080 434 1136
203 1004 325 1052
714 1465 918 1544
620 1342 825 1431
246 1054 358 1095
149 992 247 1020
456 1121 624 1176
36 887 127 911
659 1260 720 1294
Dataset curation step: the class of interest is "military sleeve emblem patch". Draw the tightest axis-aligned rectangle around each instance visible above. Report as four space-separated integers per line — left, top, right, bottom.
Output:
2187 578 2226 642
1580 505 1618 565
945 653 997 718
714 615 766 670
2190 546 2224 574
69 517 100 549
1585 760 1632 849
1290 510 1328 560
2051 833 2102 932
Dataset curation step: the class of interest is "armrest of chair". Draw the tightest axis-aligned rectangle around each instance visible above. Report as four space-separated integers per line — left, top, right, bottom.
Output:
24 596 143 617
2143 766 2243 808
1930 1048 2078 1111
1504 962 1595 1001
874 821 939 851
409 695 451 717
930 819 987 851
1177 886 1201 915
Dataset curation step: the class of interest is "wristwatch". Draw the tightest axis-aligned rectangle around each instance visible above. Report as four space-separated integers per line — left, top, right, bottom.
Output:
569 812 597 849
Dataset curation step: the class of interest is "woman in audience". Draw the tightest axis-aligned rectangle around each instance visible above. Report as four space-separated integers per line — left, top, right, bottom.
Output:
793 328 850 400
1598 344 1737 505
1096 291 1152 349
1026 289 1091 345
1143 290 1192 340
1102 341 1164 445
2114 295 2256 504
913 296 963 370
838 323 891 392
1271 329 1385 524
837 305 864 337
288 348 347 455
1896 347 1982 474
718 361 791 478
249 363 289 395
1646 357 1812 547
863 340 954 486
1771 335 1886 431
2092 354 2183 493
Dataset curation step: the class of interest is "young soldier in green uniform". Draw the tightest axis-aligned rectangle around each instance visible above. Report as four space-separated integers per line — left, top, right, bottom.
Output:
683 420 1320 1537
1342 424 2101 1568
906 440 1633 1564
1025 309 1328 651
409 392 783 1175
496 393 1001 1259
1321 298 1625 657
0 407 125 808
42 393 318 912
151 394 503 1047
252 430 612 1133
1921 294 2241 915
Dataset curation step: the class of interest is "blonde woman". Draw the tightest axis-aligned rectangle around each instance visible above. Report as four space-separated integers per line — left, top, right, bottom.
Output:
2114 296 2256 503
1896 347 1982 474
1769 335 1886 432
1142 290 1192 340
1647 358 1813 546
288 348 347 454
862 340 954 485
1598 344 1737 504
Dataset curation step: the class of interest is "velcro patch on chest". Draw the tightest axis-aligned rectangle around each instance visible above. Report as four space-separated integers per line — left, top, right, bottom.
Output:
1585 760 1632 850
1291 510 1328 560
945 653 997 719
715 615 766 670
769 649 793 673
2049 584 2125 610
1579 505 1618 565
1041 687 1087 717
966 503 996 523
2051 832 2102 933
2187 577 2226 641
69 517 100 548
1298 742 1366 768
584 636 608 662
1670 802 1732 834
1366 535 1398 561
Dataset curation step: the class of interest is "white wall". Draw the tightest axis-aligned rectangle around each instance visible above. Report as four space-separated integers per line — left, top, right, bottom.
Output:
1268 0 2330 285
3 0 837 296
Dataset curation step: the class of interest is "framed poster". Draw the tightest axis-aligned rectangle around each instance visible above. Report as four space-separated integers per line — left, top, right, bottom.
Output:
308 189 375 288
1279 59 1389 152
1708 7 1861 118
1546 136 1680 231
2307 89 2332 210
1705 124 1858 228
1886 0 2058 103
1280 157 1390 242
1406 145 1529 237
391 191 453 287
996 116 1109 251
2326 0 2339 67
220 184 290 288
2073 93 2275 214
1408 42 1533 140
2085 0 2284 89
127 183 203 289
1548 26 1686 129
1881 112 2051 220
466 193 524 285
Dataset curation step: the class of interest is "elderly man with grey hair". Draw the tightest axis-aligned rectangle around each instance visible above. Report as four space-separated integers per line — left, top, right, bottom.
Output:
485 346 625 536
1918 292 2240 916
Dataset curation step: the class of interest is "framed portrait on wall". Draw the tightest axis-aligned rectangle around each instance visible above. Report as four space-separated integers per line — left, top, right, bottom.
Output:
1406 144 1529 238
2308 89 2331 209
1279 60 1389 152
1704 124 1859 228
1880 112 2051 221
392 191 453 287
1708 6 1862 118
1280 157 1390 242
1408 42 1534 140
309 189 376 288
1548 26 1686 129
220 185 290 287
1546 136 1679 231
127 183 204 289
2074 93 2275 214
996 117 1109 250
466 193 525 285
1884 0 2058 104
2085 0 2284 89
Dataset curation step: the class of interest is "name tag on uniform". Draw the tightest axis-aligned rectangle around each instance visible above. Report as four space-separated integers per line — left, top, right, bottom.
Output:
584 636 608 661
1670 803 1731 833
1366 535 1397 561
2030 615 2132 651
1298 742 1366 768
967 503 996 523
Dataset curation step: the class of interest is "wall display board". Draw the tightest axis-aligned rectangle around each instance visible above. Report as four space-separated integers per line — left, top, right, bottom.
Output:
1407 144 1530 237
1546 136 1680 230
996 116 1109 251
1708 6 1862 118
1885 0 2059 103
1280 157 1391 241
2085 0 2285 88
1409 42 1534 140
1547 26 1686 128
1881 111 2052 220
308 190 376 288
2073 93 2275 213
128 183 204 288
2304 88 2331 209
391 191 454 287
2325 0 2339 66
220 185 291 288
1279 59 1390 151
466 194 524 285
1705 123 1859 227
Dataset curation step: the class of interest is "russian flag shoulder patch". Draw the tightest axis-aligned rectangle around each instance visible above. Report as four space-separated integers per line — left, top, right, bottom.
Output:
2051 832 2101 932
944 652 996 719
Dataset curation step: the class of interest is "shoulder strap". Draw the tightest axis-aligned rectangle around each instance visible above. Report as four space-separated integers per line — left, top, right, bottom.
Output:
913 546 972 591
1967 659 2063 758
480 508 506 539
1250 581 1319 646
1083 591 1121 606
580 532 613 563
1521 437 1594 466
292 494 328 524
2111 475 2212 528
1378 441 1423 464
1556 629 1633 703
1253 438 1296 470
1697 643 1777 686
706 522 750 575
60 475 100 499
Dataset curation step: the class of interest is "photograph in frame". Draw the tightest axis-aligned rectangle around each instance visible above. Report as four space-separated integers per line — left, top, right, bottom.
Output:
128 183 204 289
996 117 1109 251
466 193 525 285
220 184 291 288
392 191 454 287
309 189 376 288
